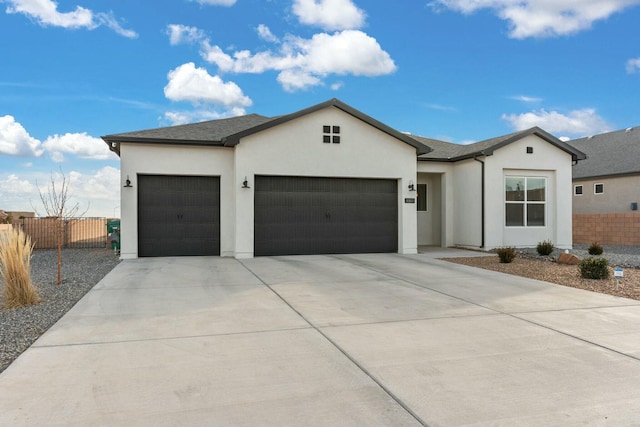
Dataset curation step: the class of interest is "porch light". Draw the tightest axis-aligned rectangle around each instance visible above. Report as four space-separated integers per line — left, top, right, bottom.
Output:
408 180 416 191
242 177 250 189
124 175 133 188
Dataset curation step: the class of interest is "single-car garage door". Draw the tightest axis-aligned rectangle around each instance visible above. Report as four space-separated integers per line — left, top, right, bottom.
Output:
138 175 220 257
254 176 398 256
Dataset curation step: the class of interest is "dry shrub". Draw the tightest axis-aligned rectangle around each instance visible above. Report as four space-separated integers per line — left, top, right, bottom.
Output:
0 227 40 308
496 247 516 263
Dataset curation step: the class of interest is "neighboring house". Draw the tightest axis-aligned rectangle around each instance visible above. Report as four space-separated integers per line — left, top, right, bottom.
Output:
568 127 640 245
102 99 585 259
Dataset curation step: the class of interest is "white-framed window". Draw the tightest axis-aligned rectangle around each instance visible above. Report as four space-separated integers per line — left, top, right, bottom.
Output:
594 183 604 194
417 183 428 212
505 176 546 227
574 185 583 196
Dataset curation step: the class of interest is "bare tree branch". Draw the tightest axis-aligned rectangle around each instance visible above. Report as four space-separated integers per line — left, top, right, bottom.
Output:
34 168 88 284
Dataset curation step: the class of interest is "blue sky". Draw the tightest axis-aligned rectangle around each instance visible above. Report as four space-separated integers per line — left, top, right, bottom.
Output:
1 0 640 217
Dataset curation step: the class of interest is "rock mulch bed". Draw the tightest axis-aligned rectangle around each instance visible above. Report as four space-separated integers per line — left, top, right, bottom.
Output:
0 248 120 373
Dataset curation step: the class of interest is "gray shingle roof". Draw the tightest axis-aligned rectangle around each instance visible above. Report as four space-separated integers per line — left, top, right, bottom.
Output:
103 114 273 145
102 98 431 156
568 127 640 179
414 126 586 162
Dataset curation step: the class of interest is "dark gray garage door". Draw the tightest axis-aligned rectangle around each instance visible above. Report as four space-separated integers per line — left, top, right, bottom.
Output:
138 175 220 257
254 176 398 256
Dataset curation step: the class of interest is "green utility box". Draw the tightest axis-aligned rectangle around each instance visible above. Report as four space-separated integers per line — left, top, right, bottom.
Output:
107 219 121 252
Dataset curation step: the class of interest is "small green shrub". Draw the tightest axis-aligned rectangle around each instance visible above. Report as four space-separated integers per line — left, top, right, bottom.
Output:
496 247 516 263
578 257 609 280
536 240 554 256
588 241 604 255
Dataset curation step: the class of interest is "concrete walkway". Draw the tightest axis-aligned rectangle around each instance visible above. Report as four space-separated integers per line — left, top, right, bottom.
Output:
2 251 640 426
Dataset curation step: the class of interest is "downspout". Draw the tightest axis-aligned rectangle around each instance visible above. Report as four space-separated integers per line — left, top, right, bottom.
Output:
473 154 485 248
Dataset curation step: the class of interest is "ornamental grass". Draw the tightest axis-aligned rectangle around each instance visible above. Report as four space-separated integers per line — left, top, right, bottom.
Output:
0 227 40 308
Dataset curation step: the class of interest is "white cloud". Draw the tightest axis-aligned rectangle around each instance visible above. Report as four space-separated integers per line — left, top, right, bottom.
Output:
167 24 206 45
163 108 246 125
42 132 118 162
4 0 137 38
0 115 44 157
425 103 456 111
0 168 122 218
277 69 323 92
256 24 279 43
626 57 640 73
201 30 396 91
502 108 612 136
1 115 117 161
429 0 640 38
0 174 35 195
511 95 542 103
191 0 237 5
330 81 344 90
96 12 138 38
292 0 366 31
164 62 252 108
68 166 120 202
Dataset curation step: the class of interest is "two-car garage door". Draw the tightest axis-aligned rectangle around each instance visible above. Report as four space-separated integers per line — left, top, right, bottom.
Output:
137 175 398 257
254 176 398 256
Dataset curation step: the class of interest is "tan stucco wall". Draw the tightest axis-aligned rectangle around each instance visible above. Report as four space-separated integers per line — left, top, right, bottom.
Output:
573 175 640 214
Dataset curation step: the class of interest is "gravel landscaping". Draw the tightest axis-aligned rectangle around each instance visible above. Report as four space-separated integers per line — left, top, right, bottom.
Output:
0 248 120 373
443 244 640 301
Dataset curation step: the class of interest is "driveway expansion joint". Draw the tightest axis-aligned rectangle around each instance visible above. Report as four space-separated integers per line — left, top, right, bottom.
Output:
237 258 431 427
333 254 640 363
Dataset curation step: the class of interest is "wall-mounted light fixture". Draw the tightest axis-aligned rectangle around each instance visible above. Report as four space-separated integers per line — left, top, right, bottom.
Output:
408 180 416 191
242 176 250 189
124 175 133 188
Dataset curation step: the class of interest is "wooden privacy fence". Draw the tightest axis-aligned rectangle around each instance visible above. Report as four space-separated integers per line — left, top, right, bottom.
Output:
15 217 108 249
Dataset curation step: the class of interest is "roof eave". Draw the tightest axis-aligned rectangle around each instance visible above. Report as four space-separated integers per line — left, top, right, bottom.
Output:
223 98 432 155
482 127 587 162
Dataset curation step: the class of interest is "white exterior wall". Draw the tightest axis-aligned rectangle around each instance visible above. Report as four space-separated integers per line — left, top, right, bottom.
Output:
416 162 454 247
484 135 574 249
452 158 483 247
234 107 418 257
119 144 235 259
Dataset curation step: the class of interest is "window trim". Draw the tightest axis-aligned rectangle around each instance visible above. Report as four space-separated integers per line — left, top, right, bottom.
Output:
574 184 583 196
505 176 547 228
594 183 604 195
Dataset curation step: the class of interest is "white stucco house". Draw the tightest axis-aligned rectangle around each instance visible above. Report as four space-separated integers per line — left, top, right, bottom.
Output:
102 99 586 259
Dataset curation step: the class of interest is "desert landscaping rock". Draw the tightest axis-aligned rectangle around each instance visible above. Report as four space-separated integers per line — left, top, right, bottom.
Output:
0 248 120 373
558 252 581 265
445 245 640 301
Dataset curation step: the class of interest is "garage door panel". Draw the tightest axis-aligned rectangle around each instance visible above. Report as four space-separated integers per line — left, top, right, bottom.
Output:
255 176 397 256
138 175 220 257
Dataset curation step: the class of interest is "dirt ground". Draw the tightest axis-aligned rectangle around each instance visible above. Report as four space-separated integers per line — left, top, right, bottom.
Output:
442 255 640 301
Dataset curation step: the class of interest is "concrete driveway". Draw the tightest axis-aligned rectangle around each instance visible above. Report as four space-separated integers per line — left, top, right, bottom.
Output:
2 250 640 426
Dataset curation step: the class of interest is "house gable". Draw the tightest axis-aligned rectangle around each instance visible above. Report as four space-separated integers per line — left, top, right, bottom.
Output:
102 99 431 157
415 127 586 163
